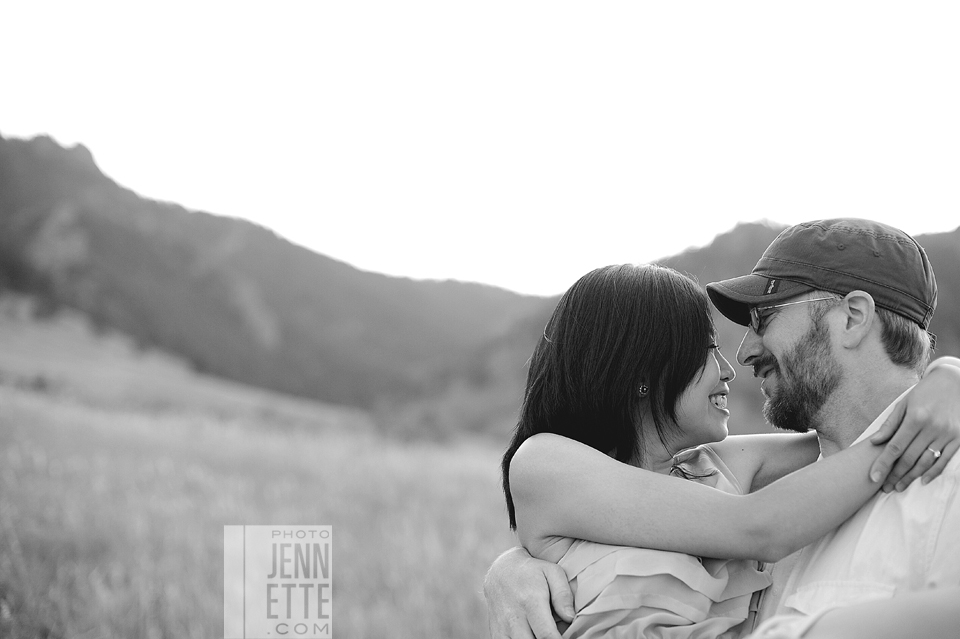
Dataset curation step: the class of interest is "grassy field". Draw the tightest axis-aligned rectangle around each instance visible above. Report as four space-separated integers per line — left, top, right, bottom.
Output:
0 298 516 638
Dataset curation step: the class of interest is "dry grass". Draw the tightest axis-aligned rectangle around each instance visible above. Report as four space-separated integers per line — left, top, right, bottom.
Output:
0 299 516 638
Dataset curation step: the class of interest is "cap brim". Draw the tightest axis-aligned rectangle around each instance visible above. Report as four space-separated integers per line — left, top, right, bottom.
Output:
706 276 815 326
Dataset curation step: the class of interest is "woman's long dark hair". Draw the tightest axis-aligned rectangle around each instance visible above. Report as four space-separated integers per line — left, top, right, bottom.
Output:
502 264 715 529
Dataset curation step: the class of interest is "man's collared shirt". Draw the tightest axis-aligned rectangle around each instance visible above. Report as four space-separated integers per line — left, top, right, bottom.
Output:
751 387 960 637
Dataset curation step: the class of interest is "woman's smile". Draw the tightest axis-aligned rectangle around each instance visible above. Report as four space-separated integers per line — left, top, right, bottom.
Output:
710 393 728 411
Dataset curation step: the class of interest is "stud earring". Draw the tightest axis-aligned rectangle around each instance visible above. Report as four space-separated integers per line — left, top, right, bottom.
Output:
638 384 649 398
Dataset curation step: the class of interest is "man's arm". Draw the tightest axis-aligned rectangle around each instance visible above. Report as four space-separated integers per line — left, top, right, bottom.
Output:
483 547 574 639
488 358 960 638
806 586 960 639
749 586 960 639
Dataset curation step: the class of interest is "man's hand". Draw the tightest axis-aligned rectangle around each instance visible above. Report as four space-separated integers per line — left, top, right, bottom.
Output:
483 547 575 639
870 357 960 492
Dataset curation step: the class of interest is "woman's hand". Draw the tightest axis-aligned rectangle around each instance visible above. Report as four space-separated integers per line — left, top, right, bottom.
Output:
869 357 960 492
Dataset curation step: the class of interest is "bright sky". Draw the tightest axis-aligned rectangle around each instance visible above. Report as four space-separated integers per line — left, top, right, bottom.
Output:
4 2 958 296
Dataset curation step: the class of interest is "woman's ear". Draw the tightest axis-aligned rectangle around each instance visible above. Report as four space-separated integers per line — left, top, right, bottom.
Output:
838 290 876 348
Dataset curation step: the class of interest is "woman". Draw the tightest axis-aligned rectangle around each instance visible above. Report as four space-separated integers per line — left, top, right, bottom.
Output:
501 264 957 639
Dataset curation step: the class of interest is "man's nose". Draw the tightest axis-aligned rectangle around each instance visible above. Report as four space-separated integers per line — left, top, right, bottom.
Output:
737 328 762 367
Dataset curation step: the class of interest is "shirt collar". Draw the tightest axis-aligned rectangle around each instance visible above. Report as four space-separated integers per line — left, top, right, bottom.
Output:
850 386 917 447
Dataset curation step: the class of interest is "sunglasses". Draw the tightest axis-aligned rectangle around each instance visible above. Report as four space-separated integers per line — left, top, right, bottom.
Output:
748 297 837 335
747 296 938 351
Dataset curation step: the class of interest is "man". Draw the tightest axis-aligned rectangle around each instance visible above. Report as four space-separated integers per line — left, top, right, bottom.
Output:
484 219 960 638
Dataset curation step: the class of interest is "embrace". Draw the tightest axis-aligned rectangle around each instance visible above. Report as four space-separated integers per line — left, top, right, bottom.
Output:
485 219 960 639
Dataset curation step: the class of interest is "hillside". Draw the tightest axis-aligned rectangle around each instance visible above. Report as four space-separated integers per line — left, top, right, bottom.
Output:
0 292 513 639
0 133 544 410
430 220 960 438
1 132 957 439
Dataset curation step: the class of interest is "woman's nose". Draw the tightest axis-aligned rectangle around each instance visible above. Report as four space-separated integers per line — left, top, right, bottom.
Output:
718 349 736 382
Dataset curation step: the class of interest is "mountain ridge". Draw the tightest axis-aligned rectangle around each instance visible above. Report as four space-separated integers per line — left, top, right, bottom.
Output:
2 132 957 438
0 133 546 411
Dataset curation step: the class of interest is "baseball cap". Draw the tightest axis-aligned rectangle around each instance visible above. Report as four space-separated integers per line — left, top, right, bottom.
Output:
705 219 938 329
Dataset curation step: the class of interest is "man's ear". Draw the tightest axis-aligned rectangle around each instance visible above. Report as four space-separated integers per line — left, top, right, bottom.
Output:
838 290 876 348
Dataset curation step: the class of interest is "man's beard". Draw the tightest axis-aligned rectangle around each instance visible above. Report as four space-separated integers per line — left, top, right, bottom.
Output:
756 315 842 433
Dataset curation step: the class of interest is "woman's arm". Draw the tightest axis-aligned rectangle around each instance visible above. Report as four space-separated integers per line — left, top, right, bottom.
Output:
512 432 886 563
709 356 960 494
709 432 820 493
873 356 960 492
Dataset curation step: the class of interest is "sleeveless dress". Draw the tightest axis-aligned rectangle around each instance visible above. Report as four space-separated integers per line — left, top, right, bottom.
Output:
558 445 772 639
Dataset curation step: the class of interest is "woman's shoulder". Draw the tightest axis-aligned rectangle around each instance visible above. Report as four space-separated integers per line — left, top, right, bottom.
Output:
509 434 601 497
673 445 745 495
515 431 573 452
510 433 569 475
673 444 723 472
511 433 607 473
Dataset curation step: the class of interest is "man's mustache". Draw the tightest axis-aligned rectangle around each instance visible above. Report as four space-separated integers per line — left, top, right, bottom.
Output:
752 353 779 379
